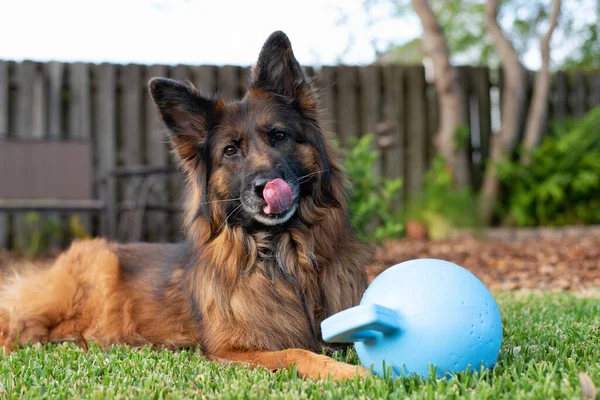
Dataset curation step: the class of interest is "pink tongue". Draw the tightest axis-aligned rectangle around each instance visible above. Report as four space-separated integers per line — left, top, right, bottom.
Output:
263 178 293 214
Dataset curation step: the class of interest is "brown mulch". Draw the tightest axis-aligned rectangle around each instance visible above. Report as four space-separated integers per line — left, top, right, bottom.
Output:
0 249 56 269
368 236 600 292
1 236 599 292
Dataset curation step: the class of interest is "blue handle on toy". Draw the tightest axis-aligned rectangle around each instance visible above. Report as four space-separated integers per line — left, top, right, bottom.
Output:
321 304 401 343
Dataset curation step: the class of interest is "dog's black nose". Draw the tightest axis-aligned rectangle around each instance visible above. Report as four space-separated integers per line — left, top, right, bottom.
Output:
254 177 271 197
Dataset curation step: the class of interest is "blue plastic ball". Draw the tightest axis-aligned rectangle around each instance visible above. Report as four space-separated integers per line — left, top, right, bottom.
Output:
321 259 503 379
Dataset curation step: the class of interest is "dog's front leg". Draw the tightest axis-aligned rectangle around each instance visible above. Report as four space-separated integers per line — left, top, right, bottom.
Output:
209 349 369 381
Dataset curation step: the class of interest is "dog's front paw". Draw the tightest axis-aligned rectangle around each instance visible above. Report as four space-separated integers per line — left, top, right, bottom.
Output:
3 318 49 348
306 353 370 382
0 310 12 354
324 362 370 381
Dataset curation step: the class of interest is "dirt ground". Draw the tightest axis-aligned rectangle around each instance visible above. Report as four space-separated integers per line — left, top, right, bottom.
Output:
1 236 599 292
368 236 600 292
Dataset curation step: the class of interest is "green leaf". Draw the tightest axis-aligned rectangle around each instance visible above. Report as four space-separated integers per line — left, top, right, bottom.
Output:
345 134 403 242
500 106 600 226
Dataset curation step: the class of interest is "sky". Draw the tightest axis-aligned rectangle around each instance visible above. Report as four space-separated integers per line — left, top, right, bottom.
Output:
0 0 419 67
3 0 591 69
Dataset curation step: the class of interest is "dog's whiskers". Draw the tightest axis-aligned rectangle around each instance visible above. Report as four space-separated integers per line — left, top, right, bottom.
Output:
298 169 329 183
217 204 243 232
199 197 241 206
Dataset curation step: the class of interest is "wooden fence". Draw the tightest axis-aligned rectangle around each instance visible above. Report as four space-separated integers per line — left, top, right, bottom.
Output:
0 60 599 248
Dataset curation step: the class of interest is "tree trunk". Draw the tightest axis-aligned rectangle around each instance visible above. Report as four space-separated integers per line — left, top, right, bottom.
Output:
520 0 562 164
480 0 527 224
410 0 470 187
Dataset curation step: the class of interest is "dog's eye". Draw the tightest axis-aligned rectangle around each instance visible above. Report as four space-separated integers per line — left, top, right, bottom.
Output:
273 130 287 142
224 145 238 157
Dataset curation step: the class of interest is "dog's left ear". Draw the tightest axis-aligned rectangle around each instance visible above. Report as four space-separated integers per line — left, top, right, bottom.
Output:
250 31 317 117
149 78 220 171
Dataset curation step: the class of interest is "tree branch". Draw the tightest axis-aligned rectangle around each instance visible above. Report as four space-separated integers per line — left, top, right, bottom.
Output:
410 0 470 186
485 0 520 73
480 0 527 223
521 0 562 164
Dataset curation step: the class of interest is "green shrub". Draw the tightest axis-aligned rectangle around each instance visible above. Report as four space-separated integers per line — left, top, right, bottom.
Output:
20 213 89 255
404 155 479 239
498 106 600 226
344 134 403 242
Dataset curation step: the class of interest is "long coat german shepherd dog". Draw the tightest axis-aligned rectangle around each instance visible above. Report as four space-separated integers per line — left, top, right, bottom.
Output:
0 31 371 381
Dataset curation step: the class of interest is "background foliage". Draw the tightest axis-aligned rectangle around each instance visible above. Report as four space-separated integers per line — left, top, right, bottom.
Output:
404 155 479 239
344 134 404 242
498 106 600 226
364 0 599 69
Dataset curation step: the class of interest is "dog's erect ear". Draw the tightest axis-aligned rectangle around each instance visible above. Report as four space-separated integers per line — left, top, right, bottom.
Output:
250 31 317 117
149 78 220 168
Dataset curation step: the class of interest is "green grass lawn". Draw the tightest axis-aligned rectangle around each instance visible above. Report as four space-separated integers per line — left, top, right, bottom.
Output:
1 292 598 399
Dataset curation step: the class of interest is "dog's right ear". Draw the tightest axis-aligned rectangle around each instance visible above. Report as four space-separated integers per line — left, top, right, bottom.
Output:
149 78 220 168
250 31 317 118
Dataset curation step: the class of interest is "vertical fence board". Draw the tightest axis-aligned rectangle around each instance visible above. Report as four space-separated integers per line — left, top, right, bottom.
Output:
239 67 252 98
118 64 145 241
470 67 492 190
381 65 406 211
45 62 65 248
30 64 47 187
68 62 92 238
336 66 359 146
32 65 46 140
573 72 588 117
170 65 190 84
217 65 240 101
590 73 600 108
192 65 217 95
404 65 427 197
94 63 117 238
0 62 9 247
359 65 381 136
120 64 143 167
46 62 64 139
471 67 491 163
318 66 337 136
0 62 8 136
145 64 170 242
516 70 535 147
31 63 48 249
15 62 35 135
359 65 382 182
456 66 473 187
425 83 439 165
553 71 568 119
13 61 36 251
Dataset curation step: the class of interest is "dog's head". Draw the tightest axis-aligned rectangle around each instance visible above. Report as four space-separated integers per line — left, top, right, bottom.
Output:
150 31 343 236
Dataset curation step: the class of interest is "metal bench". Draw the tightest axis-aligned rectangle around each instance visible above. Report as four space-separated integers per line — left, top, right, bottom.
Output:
0 139 109 237
107 165 182 242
